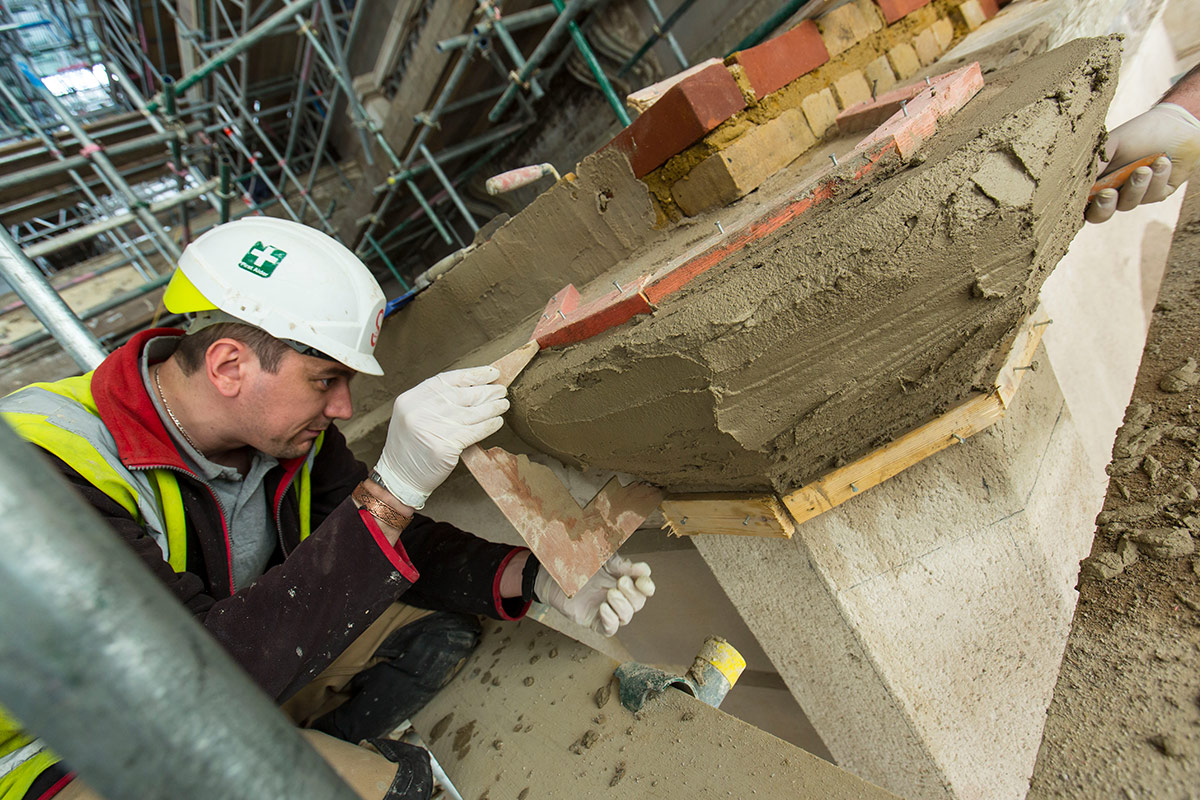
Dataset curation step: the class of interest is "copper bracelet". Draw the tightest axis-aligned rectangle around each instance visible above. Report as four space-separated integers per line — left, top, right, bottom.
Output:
352 482 413 531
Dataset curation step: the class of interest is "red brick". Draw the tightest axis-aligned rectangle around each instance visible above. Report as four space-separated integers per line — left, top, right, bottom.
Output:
836 81 925 134
603 64 746 179
730 20 830 100
853 62 984 158
873 0 932 24
978 0 1000 17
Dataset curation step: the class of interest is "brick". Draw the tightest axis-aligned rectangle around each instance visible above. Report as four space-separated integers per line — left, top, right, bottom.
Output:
800 88 839 137
853 62 985 159
626 57 724 114
953 0 988 30
864 55 898 97
887 43 921 79
672 109 816 216
853 0 885 32
873 0 931 24
913 27 941 65
832 70 873 109
604 63 746 178
730 20 830 100
817 2 876 57
836 79 924 134
979 0 1000 16
932 17 955 51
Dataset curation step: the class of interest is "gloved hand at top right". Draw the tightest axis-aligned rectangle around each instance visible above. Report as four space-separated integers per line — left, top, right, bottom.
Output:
1086 102 1200 223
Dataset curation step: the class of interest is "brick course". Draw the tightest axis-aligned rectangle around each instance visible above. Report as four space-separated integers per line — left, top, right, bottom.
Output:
729 20 830 100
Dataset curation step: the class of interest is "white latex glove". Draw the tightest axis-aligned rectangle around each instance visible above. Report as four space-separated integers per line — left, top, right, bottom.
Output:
1087 103 1200 223
535 554 655 637
374 366 508 509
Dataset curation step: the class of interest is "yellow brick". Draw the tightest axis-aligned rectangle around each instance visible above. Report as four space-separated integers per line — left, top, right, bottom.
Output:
832 70 873 109
817 2 875 57
800 88 840 137
932 17 955 51
913 27 941 65
954 0 988 31
864 55 897 97
853 0 885 33
671 109 817 216
887 43 921 79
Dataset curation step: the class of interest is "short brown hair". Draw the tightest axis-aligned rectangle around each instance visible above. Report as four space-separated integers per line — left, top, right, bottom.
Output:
174 322 292 375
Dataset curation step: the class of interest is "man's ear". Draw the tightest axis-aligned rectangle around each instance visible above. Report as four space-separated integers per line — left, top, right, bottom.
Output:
205 338 255 398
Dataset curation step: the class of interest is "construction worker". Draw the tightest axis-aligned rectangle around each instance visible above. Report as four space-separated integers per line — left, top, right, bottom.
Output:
1086 63 1200 222
0 217 656 800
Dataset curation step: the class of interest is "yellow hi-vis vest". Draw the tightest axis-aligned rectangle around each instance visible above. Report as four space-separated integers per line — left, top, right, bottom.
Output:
0 372 322 798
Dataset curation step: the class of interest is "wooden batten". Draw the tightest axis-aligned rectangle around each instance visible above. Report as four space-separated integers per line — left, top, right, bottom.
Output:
660 493 795 538
782 305 1050 525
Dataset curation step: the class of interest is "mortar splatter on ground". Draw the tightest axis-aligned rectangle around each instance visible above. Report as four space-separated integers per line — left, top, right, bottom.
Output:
510 37 1121 494
1029 181 1200 798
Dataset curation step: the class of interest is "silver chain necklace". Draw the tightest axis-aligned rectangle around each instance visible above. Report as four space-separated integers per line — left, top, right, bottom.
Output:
154 365 204 455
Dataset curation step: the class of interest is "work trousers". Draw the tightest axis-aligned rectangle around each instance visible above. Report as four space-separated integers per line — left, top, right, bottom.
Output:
52 602 482 800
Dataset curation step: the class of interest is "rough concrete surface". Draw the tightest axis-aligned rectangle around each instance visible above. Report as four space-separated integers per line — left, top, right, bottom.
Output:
410 618 899 799
509 37 1120 494
1027 182 1200 799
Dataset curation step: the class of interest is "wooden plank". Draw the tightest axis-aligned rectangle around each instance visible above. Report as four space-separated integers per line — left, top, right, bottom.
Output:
411 618 901 800
996 304 1050 407
781 307 1049 525
660 493 794 538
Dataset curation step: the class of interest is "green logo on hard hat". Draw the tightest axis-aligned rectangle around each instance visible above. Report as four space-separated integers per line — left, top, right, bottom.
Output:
238 241 287 277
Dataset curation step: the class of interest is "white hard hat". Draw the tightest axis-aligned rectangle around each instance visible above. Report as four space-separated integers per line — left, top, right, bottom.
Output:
164 217 386 375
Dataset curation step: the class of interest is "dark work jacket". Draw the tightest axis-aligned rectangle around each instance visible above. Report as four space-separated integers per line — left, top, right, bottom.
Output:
27 329 530 703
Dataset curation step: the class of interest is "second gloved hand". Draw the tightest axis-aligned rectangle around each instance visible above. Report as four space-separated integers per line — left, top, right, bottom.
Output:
374 366 508 509
535 555 655 637
1087 102 1200 223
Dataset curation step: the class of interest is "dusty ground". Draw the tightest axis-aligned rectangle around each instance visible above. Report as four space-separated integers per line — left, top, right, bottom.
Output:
1028 183 1200 796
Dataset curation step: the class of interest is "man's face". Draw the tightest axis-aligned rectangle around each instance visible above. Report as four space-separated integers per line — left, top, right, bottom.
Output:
239 349 356 460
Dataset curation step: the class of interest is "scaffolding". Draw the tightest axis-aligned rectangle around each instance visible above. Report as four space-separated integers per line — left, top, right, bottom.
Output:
0 0 714 376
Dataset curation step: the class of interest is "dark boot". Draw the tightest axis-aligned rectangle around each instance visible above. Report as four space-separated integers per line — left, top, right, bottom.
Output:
312 611 481 743
365 738 434 800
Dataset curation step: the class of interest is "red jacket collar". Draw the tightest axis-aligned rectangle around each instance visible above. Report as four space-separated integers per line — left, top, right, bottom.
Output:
91 328 307 474
92 328 191 471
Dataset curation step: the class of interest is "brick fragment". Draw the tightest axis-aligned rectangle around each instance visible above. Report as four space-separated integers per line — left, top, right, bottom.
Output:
730 20 830 100
887 43 921 79
672 109 816 216
817 2 876 57
873 0 932 24
932 17 955 51
801 88 840 137
913 27 941 65
864 55 897 97
604 63 747 178
979 0 1000 16
832 70 873 109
